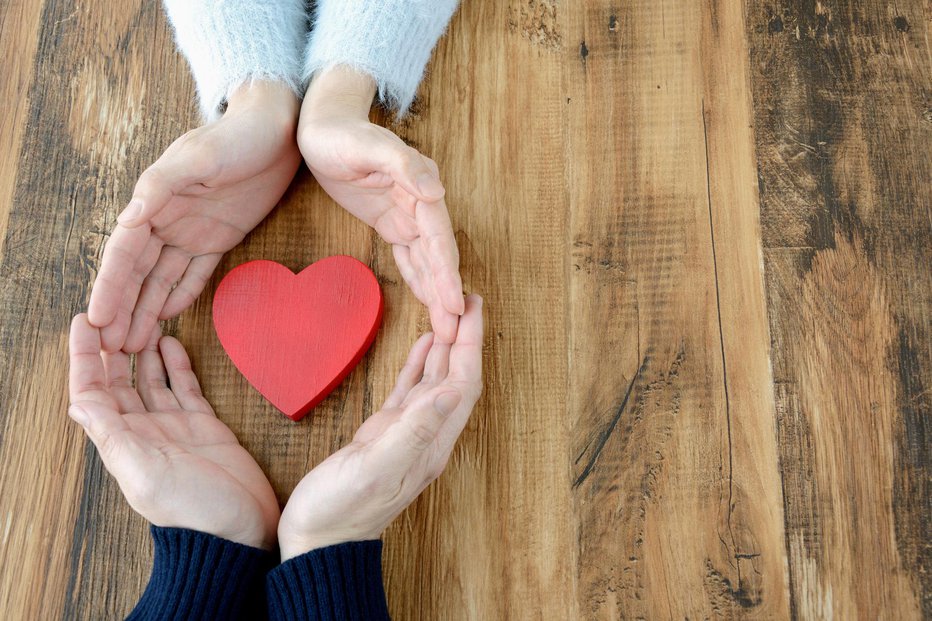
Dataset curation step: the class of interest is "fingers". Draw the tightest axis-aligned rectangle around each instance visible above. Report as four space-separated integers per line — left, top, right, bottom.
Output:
422 340 452 385
161 253 223 319
159 336 214 414
69 317 138 467
88 224 152 326
415 199 464 316
72 314 208 415
124 247 191 352
372 206 418 244
382 333 434 410
136 326 180 411
99 236 164 352
392 245 427 302
428 301 460 345
402 243 459 344
429 295 485 453
446 294 484 385
69 315 111 404
102 350 145 413
366 296 484 473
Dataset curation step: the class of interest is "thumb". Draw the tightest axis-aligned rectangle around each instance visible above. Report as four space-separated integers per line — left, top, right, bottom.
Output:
117 166 181 227
433 391 462 416
361 133 444 202
405 391 462 452
68 401 131 464
368 390 462 471
118 134 214 227
117 167 177 227
392 152 445 203
67 404 91 428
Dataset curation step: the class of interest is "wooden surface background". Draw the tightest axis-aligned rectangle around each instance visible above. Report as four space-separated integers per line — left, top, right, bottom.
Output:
0 0 928 618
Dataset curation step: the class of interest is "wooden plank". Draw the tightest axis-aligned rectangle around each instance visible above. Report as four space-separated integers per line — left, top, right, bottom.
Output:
699 0 791 614
747 0 931 617
0 0 45 259
0 1 199 618
380 2 578 617
565 0 789 617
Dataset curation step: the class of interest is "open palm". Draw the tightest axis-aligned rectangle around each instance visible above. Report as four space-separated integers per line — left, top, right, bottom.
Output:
68 314 280 550
299 115 464 342
88 92 301 353
278 294 483 559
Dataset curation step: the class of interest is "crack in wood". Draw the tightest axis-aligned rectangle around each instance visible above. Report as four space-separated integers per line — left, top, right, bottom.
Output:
572 357 648 489
702 100 741 585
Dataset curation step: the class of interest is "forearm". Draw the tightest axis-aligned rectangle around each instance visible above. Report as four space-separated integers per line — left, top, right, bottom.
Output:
303 0 460 116
162 0 307 121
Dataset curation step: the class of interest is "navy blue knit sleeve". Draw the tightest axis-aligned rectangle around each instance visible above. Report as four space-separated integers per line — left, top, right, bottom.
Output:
266 540 390 621
126 526 275 621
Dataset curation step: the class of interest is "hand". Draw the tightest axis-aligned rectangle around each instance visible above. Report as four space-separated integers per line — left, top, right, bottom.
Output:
299 66 464 343
67 314 281 550
277 294 484 559
88 80 301 353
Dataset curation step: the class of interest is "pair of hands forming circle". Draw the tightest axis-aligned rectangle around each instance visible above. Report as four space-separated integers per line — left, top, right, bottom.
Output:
71 78 482 556
87 81 463 353
68 295 482 555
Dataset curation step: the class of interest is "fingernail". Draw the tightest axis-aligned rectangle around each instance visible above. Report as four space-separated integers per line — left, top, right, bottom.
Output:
416 174 444 199
68 405 89 427
117 199 143 224
434 392 462 415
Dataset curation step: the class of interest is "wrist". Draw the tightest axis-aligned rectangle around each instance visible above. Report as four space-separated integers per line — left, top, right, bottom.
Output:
225 79 300 130
302 65 377 121
279 530 379 562
279 536 335 562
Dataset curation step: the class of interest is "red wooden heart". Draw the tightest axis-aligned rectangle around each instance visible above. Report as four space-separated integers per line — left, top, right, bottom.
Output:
212 257 383 421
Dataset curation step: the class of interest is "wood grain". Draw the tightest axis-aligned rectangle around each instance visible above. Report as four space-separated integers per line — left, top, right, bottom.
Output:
0 0 927 619
566 1 787 616
748 1 930 617
0 0 46 259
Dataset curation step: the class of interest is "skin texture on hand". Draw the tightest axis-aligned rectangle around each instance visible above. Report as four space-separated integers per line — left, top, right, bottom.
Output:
299 66 465 343
277 294 483 560
87 80 301 353
68 314 281 550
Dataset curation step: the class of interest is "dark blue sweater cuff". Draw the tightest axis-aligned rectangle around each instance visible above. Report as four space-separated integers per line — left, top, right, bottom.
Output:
266 540 390 621
127 525 275 621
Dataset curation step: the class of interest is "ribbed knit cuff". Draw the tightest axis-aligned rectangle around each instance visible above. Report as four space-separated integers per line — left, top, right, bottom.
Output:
266 540 390 621
127 526 275 621
163 0 307 121
304 0 460 116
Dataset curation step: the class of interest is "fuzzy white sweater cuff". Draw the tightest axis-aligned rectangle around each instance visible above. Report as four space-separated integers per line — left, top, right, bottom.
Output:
163 0 306 122
304 0 460 116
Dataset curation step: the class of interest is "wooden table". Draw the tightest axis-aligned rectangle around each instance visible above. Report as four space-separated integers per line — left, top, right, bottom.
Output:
0 0 928 618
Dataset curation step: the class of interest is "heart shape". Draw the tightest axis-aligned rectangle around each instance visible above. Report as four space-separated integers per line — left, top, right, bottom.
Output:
212 257 383 421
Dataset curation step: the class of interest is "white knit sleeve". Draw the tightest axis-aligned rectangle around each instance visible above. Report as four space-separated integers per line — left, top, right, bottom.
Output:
162 0 307 122
304 0 460 116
